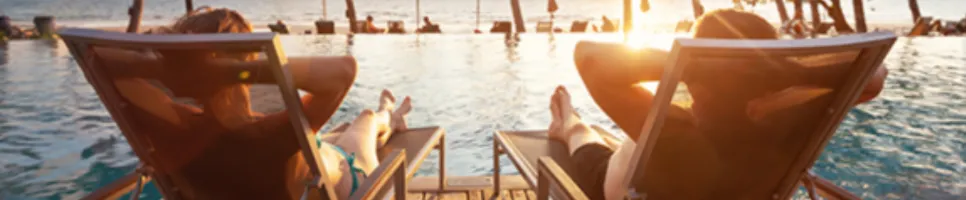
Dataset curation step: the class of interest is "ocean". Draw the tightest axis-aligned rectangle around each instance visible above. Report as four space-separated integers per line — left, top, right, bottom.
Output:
2 0 966 33
2 0 966 199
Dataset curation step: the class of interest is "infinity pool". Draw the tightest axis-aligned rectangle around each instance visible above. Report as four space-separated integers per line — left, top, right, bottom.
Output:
0 34 963 199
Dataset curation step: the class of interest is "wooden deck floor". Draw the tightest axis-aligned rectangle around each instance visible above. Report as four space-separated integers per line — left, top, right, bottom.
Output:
405 175 536 200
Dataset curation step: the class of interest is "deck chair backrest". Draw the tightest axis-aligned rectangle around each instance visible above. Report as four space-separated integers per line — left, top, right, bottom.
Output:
620 32 896 199
58 28 337 199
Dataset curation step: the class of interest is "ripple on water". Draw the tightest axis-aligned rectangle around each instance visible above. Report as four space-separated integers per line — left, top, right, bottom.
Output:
2 36 966 199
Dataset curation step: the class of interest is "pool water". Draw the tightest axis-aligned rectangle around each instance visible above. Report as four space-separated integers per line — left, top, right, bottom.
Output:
0 34 964 199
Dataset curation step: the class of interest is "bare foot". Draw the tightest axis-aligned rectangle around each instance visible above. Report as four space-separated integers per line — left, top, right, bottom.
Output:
390 96 412 132
374 90 411 147
548 86 580 142
378 89 396 112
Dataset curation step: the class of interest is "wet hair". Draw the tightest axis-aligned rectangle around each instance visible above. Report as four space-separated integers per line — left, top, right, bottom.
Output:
692 9 778 39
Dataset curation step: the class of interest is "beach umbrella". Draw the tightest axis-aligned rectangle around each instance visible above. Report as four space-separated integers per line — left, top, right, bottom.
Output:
548 0 558 18
640 0 650 13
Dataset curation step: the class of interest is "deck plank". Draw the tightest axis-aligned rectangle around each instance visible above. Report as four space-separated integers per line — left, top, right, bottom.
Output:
480 188 495 200
408 176 530 192
407 192 424 200
424 192 468 200
512 190 528 200
467 190 482 200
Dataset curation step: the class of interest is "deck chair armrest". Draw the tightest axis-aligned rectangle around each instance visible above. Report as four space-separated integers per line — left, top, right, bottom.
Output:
537 157 590 200
350 149 408 200
802 174 860 200
82 172 151 200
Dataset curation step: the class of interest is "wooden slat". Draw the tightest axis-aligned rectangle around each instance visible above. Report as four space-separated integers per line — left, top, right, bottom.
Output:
407 192 424 200
525 191 536 200
511 190 527 200
408 176 530 192
467 190 482 200
480 187 495 200
499 190 512 200
442 192 468 200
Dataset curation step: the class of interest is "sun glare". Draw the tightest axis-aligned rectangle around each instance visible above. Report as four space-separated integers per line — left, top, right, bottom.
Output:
620 2 688 51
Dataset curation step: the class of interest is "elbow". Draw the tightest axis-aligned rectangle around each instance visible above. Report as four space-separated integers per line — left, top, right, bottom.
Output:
336 56 359 86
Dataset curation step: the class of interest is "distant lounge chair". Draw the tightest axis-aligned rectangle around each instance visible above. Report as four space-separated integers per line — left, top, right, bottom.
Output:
268 24 290 34
60 28 447 200
387 21 406 34
601 19 618 32
491 21 513 33
569 21 588 33
314 20 335 34
536 21 553 33
908 16 934 36
418 24 441 33
494 32 897 200
674 20 693 33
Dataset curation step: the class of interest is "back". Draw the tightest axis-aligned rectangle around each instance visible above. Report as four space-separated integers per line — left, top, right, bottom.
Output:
626 33 897 199
60 29 326 200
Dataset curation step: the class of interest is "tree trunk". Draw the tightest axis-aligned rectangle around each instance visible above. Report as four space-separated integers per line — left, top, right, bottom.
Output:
126 0 143 33
794 0 804 21
775 0 790 23
185 0 194 14
809 0 820 37
691 0 704 19
908 0 921 23
345 0 358 33
852 0 867 32
511 0 527 32
824 0 855 33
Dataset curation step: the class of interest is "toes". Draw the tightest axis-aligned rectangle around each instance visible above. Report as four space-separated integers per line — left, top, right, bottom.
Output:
550 90 562 121
381 89 396 103
395 96 412 115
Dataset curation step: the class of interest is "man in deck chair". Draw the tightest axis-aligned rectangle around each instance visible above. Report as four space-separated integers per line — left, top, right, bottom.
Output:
93 8 413 199
546 9 889 199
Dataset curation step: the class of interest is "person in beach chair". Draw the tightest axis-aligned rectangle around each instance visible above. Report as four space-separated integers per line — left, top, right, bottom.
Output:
364 15 385 33
63 8 445 200
418 16 442 33
494 9 894 199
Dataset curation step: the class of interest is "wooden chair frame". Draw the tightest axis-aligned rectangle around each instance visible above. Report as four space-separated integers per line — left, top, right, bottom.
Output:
59 28 440 200
496 32 897 200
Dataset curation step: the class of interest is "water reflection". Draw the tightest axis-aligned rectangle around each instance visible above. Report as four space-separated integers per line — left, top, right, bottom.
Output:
1 35 964 199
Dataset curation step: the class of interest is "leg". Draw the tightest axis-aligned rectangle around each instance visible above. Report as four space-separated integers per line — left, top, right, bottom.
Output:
333 89 411 171
317 89 412 198
547 86 614 199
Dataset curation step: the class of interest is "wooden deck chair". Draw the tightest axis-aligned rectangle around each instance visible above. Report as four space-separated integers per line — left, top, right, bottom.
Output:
494 31 897 200
908 16 934 36
59 28 446 200
386 21 406 34
268 23 291 34
570 21 588 33
536 21 554 33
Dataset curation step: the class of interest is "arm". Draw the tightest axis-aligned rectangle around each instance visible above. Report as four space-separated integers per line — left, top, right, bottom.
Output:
573 41 672 139
574 41 670 86
92 47 165 78
254 56 358 132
